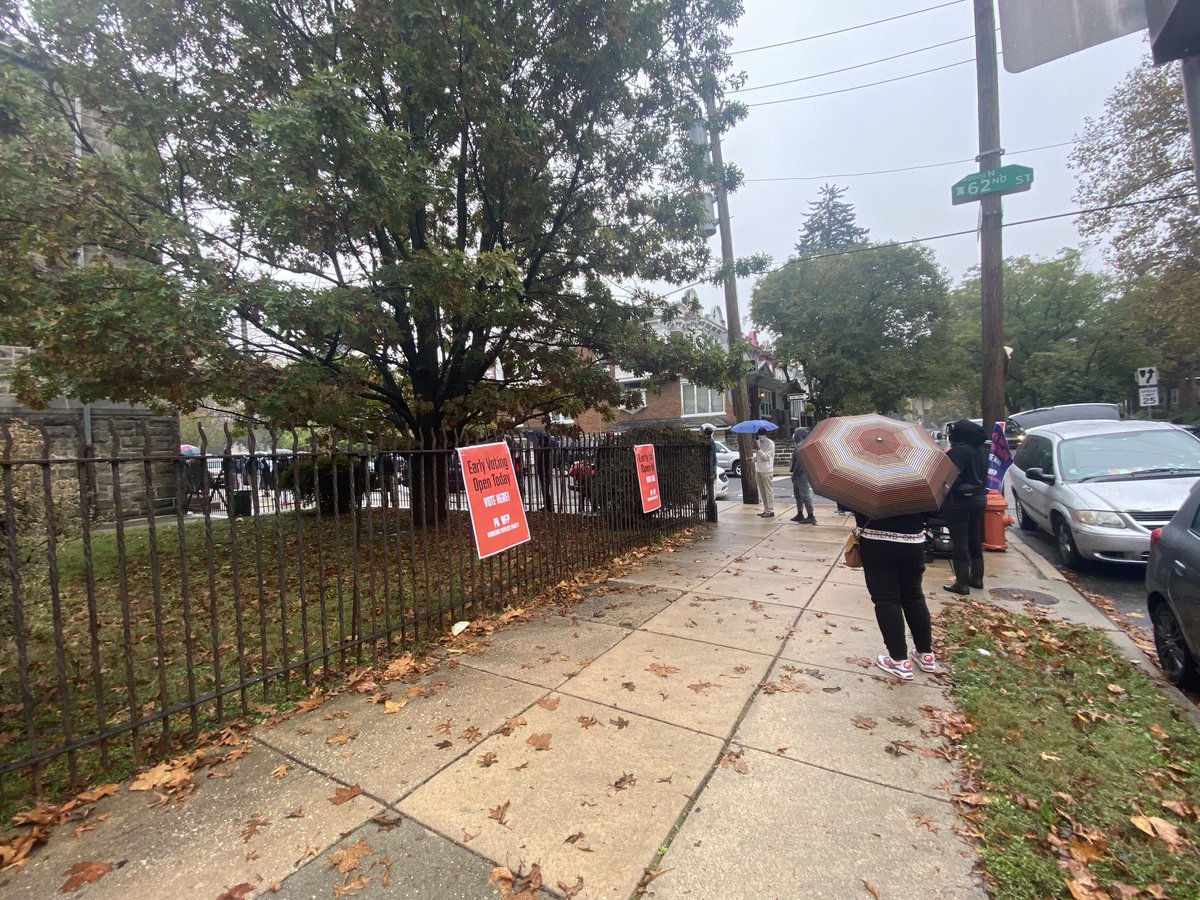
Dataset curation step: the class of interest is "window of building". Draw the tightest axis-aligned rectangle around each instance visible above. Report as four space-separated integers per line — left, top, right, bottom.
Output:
681 381 723 417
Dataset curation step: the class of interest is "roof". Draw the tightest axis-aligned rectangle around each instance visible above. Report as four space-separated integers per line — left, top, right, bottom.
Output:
1027 420 1184 440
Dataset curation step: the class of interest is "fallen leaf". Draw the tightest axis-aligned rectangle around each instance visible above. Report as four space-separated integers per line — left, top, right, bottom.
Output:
613 772 637 790
527 733 553 751
477 751 499 768
499 716 527 736
383 700 407 714
852 716 878 731
862 879 882 899
60 861 113 893
647 663 680 678
719 749 749 774
564 831 585 844
578 716 600 729
327 838 374 874
610 716 630 729
76 785 118 804
329 784 363 805
435 719 454 735
214 884 254 900
954 793 993 807
1130 815 1193 854
1149 723 1170 740
434 740 453 750
914 814 939 833
370 813 402 830
488 800 511 826
327 728 358 747
687 682 718 694
241 815 271 842
621 681 636 691
460 725 483 742
537 696 560 711
559 875 585 898
271 764 288 779
332 873 369 898
285 806 305 818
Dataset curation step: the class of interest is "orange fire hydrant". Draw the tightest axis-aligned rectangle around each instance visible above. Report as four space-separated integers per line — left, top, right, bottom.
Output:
983 489 1014 552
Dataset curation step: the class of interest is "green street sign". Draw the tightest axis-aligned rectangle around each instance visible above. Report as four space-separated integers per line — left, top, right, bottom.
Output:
951 165 1034 205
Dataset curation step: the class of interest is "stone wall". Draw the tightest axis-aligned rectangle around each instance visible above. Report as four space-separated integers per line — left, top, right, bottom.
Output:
0 403 181 520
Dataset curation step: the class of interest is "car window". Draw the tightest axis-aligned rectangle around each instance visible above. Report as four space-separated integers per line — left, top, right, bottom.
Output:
1012 438 1035 472
1014 436 1051 473
1192 503 1200 534
713 441 731 453
1057 430 1200 482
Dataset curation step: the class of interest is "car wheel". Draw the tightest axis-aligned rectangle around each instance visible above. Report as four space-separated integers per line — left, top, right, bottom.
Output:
1015 499 1039 532
1152 602 1200 689
730 460 741 478
1053 516 1084 569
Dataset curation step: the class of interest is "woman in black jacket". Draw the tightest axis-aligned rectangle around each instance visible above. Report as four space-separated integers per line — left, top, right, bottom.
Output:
942 419 989 595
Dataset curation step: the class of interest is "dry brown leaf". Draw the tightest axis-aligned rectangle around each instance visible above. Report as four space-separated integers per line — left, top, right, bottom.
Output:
329 784 363 806
460 725 483 742
621 681 636 691
559 875 585 898
862 880 882 899
610 717 630 729
59 861 113 893
327 838 374 874
383 700 407 715
434 740 453 750
382 656 416 680
332 873 369 898
687 682 718 694
954 793 993 807
477 751 499 768
613 772 637 791
1149 723 1170 740
1130 815 1193 854
214 884 254 900
564 831 585 844
271 764 288 779
852 716 878 731
1163 799 1200 820
241 815 270 842
326 728 358 747
76 784 118 804
498 716 527 736
578 716 600 729
435 719 454 735
527 732 553 751
536 697 561 711
488 800 511 826
647 663 680 678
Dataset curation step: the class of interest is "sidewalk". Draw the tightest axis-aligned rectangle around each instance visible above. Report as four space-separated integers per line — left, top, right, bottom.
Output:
4 498 1124 899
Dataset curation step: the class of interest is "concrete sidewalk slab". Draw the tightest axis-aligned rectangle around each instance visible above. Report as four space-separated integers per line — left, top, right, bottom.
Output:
6 741 382 900
255 665 545 804
398 693 723 900
560 629 771 737
570 585 679 629
696 569 821 606
275 814 505 900
780 610 886 669
653 747 982 900
641 594 798 656
456 616 628 690
733 660 953 796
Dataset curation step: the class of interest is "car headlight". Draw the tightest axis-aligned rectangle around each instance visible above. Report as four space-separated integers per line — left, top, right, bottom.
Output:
1074 510 1126 528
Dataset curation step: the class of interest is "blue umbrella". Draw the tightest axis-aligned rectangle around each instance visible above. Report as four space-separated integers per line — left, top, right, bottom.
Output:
728 420 780 434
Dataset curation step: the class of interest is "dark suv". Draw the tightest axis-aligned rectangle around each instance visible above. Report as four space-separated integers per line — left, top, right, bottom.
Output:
1146 481 1200 688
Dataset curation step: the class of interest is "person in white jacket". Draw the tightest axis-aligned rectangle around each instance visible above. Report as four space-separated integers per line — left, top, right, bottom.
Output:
754 428 775 518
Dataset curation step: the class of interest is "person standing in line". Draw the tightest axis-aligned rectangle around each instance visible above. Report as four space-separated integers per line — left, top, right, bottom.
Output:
941 419 989 595
754 427 775 518
851 509 938 680
789 427 815 524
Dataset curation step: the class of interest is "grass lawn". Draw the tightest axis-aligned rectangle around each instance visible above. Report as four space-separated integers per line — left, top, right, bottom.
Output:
0 504 682 818
941 599 1200 899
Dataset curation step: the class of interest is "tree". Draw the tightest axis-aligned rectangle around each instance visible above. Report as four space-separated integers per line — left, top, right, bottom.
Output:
1071 55 1200 413
0 1 746 451
752 242 954 417
950 250 1144 413
793 184 869 257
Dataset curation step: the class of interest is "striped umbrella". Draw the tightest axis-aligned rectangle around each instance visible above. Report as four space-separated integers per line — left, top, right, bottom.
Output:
796 415 959 520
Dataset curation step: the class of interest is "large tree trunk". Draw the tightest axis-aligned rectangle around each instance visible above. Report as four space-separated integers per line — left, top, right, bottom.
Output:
408 426 453 530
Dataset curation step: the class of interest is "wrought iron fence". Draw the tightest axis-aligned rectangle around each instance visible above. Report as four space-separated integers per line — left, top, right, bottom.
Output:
0 419 710 812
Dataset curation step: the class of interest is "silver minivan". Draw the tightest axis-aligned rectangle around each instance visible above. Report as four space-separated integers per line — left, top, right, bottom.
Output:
1009 420 1200 568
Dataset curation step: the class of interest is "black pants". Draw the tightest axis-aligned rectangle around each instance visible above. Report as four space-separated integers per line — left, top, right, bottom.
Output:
861 539 932 660
942 495 985 564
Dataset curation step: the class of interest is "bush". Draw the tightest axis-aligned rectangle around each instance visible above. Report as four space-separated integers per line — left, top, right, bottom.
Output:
590 425 708 522
288 454 370 514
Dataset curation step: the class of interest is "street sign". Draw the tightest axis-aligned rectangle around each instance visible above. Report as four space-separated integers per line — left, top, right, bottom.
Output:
1140 387 1161 407
951 165 1034 205
997 0 1147 73
786 393 807 401
1136 366 1159 387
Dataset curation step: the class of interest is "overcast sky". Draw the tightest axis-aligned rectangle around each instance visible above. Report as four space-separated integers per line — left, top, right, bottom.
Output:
706 0 1154 322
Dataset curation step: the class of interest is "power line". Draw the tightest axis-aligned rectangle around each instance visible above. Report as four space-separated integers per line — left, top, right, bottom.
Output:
732 0 967 56
742 140 1081 183
661 191 1195 297
745 57 978 107
734 35 975 93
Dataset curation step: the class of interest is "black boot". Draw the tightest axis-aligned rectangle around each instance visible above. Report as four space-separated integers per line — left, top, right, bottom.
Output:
943 560 970 595
968 557 984 589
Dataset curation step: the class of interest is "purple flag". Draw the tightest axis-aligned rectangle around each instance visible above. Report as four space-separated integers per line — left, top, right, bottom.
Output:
987 422 1012 492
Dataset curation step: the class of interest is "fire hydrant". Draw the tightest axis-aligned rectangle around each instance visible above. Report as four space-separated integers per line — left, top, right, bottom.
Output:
983 489 1015 551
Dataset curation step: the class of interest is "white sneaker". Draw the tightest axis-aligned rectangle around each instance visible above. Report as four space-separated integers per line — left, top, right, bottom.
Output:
875 655 913 681
909 650 937 673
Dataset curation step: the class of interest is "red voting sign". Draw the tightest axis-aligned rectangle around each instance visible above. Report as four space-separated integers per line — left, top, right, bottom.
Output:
457 442 531 559
634 443 662 513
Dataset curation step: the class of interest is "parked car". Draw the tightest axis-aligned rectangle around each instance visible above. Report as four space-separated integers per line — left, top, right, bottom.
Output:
1146 481 1200 688
1009 421 1200 568
712 440 741 476
1005 402 1121 450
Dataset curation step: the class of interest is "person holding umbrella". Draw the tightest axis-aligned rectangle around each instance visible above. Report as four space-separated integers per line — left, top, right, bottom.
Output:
796 415 958 681
753 427 776 518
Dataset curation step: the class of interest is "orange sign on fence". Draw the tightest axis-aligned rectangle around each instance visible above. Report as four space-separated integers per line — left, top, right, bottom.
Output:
457 442 531 559
634 443 661 513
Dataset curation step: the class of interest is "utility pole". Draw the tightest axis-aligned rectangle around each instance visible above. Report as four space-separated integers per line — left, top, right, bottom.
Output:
705 96 757 504
974 0 1006 431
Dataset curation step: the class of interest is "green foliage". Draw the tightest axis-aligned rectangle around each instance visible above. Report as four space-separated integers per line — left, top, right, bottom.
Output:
751 242 954 416
0 0 746 433
289 454 370 515
794 184 869 257
590 425 708 521
950 250 1142 412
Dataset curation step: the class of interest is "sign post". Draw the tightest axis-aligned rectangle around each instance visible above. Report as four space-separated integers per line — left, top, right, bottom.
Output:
633 444 662 514
457 442 531 559
951 165 1035 204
